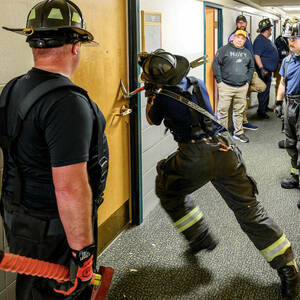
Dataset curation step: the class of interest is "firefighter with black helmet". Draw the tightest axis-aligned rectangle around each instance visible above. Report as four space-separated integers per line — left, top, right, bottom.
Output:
253 18 279 119
140 48 299 299
275 18 300 200
0 0 108 299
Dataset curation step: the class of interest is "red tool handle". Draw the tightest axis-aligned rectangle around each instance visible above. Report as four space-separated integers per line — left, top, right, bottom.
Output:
0 251 114 300
0 250 70 281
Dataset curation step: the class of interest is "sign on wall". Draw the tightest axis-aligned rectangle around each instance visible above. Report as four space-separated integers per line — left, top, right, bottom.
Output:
141 11 162 52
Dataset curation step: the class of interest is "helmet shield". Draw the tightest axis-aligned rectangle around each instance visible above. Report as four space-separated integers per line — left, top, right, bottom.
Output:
2 0 97 47
139 49 190 86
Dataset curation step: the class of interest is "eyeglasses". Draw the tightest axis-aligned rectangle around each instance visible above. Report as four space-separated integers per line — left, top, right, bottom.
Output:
288 37 300 42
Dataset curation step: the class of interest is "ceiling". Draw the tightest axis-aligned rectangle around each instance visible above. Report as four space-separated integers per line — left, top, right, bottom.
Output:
251 0 300 16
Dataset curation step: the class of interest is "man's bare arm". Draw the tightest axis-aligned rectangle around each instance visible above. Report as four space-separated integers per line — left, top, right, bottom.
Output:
52 162 94 251
277 77 286 102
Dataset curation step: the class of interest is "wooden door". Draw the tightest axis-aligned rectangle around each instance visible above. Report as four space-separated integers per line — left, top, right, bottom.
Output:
205 7 216 111
71 0 131 253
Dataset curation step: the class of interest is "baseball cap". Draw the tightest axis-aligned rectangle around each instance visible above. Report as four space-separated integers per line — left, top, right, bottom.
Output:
234 30 247 38
236 15 247 23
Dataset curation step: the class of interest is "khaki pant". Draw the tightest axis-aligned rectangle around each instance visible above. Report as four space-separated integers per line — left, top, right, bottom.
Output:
242 89 252 124
218 82 249 136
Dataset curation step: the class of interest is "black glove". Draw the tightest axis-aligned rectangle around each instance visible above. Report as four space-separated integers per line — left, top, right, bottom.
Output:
259 67 268 78
275 100 283 118
54 244 96 298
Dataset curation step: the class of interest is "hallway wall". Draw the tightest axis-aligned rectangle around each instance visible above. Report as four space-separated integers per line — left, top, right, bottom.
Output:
140 0 205 217
0 1 40 297
139 0 281 218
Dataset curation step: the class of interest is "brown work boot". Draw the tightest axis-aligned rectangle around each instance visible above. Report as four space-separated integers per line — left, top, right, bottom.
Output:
277 264 299 299
189 230 218 255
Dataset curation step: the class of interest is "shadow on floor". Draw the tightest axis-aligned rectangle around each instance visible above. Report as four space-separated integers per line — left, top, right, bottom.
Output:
107 252 285 300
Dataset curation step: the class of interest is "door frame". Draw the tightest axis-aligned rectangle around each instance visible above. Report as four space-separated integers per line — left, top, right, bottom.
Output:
203 2 223 84
128 0 143 225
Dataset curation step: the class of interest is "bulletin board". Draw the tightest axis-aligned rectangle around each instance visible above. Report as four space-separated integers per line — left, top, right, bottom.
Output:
141 11 162 52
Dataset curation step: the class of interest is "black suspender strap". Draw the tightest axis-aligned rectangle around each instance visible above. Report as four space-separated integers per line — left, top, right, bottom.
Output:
284 55 292 86
18 78 76 120
158 88 226 130
187 76 216 132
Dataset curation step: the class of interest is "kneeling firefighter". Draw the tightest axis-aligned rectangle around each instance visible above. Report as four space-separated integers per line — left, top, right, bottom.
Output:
140 49 299 299
0 0 108 299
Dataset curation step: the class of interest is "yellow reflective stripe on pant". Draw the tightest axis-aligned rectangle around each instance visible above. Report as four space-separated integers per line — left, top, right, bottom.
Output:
260 234 291 262
174 207 203 233
291 168 299 175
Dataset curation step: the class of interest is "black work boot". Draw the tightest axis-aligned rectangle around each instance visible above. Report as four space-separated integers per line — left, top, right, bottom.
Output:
277 265 299 299
297 199 300 209
278 140 286 149
281 174 299 189
189 230 218 255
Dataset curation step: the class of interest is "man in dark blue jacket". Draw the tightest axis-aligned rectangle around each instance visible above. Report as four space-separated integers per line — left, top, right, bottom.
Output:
140 48 298 300
253 18 279 119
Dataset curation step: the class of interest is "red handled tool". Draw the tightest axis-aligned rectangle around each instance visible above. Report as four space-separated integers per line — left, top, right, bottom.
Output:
0 250 114 300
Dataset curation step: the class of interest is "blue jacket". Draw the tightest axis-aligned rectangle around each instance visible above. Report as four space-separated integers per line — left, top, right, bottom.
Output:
253 34 279 72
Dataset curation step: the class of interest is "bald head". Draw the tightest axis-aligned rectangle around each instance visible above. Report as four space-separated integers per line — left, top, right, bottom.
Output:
31 42 81 77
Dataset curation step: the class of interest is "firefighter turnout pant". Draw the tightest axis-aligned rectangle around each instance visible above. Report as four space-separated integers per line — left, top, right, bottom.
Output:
2 198 97 300
284 95 300 178
155 132 294 269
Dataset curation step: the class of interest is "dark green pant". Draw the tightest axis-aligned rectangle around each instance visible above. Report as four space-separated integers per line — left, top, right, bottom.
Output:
155 132 294 269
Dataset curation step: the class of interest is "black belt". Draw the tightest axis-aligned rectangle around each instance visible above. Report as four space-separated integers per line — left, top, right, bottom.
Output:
286 95 300 103
3 209 65 237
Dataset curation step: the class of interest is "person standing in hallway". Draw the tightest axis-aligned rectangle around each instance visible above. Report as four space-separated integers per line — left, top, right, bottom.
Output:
0 0 108 299
274 22 290 96
228 15 258 131
274 20 300 205
213 30 254 143
140 48 298 300
253 18 279 119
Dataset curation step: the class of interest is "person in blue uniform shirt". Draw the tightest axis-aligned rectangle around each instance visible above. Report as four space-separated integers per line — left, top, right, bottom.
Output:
140 48 298 300
253 18 279 119
228 15 258 131
275 19 300 201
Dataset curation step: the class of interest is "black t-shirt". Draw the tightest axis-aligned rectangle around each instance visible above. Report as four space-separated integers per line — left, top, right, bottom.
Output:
4 68 103 209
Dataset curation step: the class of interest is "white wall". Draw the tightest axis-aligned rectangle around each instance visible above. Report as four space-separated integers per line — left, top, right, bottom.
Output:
141 0 205 79
139 0 281 218
140 0 206 217
0 1 42 88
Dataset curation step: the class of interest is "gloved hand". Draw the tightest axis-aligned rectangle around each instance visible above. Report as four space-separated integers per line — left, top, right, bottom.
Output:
54 244 96 298
259 67 268 78
275 100 283 118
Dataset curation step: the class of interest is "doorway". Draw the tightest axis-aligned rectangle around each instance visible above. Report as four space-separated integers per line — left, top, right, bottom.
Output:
204 3 223 112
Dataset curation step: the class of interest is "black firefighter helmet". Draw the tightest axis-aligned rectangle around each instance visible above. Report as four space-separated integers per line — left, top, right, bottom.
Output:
283 17 300 37
2 0 97 48
138 49 190 86
257 18 273 33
